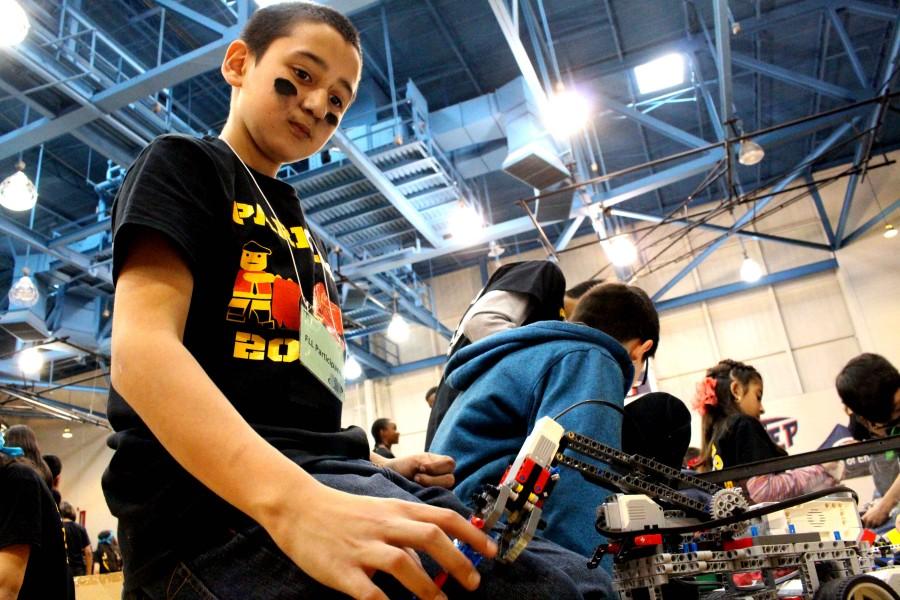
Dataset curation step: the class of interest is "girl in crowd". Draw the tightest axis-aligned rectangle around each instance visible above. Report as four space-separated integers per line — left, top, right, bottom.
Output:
0 425 74 599
694 359 842 502
3 425 53 488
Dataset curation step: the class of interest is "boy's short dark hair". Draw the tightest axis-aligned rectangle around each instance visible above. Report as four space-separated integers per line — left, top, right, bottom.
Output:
43 454 62 479
371 418 390 443
836 353 900 423
570 282 659 357
60 500 76 520
565 279 605 300
242 2 362 61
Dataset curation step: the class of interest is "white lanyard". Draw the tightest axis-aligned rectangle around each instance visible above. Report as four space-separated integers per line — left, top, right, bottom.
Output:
220 138 334 312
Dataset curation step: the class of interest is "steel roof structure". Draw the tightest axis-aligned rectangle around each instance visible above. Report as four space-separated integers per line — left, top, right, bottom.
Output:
0 0 898 414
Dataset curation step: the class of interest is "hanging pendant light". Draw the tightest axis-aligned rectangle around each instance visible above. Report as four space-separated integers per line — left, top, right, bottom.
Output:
604 235 638 267
18 346 43 377
738 139 765 166
884 224 898 239
8 266 39 307
386 312 410 344
0 161 37 211
739 255 763 283
343 355 362 380
0 0 29 47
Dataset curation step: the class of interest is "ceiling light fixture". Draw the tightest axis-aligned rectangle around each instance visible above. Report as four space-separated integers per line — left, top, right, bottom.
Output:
739 254 763 283
343 355 362 380
738 139 765 166
604 235 638 267
18 346 43 378
386 312 410 344
884 224 898 239
544 86 591 138
0 161 37 212
634 53 685 95
8 267 39 308
62 428 73 439
447 201 484 244
0 0 29 47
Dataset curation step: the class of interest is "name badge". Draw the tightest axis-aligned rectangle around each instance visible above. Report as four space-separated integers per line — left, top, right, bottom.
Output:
300 304 345 401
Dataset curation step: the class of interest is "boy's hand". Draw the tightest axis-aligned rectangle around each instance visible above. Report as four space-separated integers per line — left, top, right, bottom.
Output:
264 483 496 600
862 498 893 528
383 453 456 488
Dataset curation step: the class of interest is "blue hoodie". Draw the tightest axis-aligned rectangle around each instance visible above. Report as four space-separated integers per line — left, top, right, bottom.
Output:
430 320 634 557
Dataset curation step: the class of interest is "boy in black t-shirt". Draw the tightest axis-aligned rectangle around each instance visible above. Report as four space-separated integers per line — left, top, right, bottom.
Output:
103 3 611 599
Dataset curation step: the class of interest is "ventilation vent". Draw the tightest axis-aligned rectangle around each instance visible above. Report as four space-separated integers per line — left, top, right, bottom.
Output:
628 505 648 520
502 143 570 190
532 435 556 463
0 310 49 342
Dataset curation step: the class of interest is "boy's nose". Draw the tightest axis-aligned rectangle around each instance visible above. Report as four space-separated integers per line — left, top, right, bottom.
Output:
301 89 329 120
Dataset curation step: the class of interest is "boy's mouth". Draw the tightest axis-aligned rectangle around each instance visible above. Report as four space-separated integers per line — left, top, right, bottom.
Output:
289 121 311 140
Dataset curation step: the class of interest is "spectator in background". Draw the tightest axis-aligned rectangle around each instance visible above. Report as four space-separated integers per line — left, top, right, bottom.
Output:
562 279 604 319
60 501 92 577
4 425 53 490
836 353 900 528
0 427 74 599
43 454 62 507
94 531 122 574
425 260 567 449
371 418 399 459
424 386 437 409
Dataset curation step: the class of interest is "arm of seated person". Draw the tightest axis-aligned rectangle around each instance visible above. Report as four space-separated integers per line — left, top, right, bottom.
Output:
745 465 836 503
863 472 900 528
0 544 29 600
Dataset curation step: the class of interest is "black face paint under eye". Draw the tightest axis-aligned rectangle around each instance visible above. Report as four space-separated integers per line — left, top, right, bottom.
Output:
274 78 297 96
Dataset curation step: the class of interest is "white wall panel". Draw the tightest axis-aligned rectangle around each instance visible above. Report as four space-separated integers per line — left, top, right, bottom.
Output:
794 337 861 393
654 305 717 379
748 352 803 399
706 289 784 359
776 272 854 348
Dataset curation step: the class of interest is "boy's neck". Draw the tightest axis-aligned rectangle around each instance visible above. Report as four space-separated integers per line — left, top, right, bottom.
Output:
220 120 281 177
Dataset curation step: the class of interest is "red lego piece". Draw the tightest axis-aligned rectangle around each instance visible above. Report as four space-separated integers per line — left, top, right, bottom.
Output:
533 468 551 494
516 458 537 483
859 529 877 543
633 534 662 546
723 537 754 551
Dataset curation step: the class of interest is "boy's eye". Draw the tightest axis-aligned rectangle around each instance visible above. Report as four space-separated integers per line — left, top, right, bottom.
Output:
330 95 343 109
294 69 311 82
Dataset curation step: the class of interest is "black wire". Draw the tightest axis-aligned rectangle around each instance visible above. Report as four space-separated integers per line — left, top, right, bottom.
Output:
553 399 626 421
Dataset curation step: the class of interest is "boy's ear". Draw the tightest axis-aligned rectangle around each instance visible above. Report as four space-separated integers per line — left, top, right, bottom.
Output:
221 40 251 88
630 339 653 362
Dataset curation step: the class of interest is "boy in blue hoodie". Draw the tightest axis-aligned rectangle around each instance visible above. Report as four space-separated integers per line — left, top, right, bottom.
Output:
430 283 659 557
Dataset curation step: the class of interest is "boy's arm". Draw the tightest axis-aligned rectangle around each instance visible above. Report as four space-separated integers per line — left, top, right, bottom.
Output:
83 542 93 576
862 473 900 527
113 231 493 600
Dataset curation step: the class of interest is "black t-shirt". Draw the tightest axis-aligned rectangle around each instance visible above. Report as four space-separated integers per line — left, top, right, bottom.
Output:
373 445 395 459
710 413 786 470
62 520 90 575
0 461 75 600
95 542 122 574
424 260 566 449
102 135 369 590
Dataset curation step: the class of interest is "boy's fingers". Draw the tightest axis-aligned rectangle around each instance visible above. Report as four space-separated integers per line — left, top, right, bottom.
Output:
369 547 444 600
414 472 454 488
419 506 497 560
340 573 390 600
418 453 455 475
387 521 481 592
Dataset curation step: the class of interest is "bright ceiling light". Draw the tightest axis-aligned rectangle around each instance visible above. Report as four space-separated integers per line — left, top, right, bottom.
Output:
0 0 29 47
544 87 591 138
0 162 37 212
253 0 290 7
634 53 685 95
738 139 765 166
740 256 763 283
18 346 43 378
8 267 39 308
884 224 898 239
61 428 73 439
386 312 410 344
447 202 484 244
604 235 638 267
343 355 362 380
487 240 505 259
